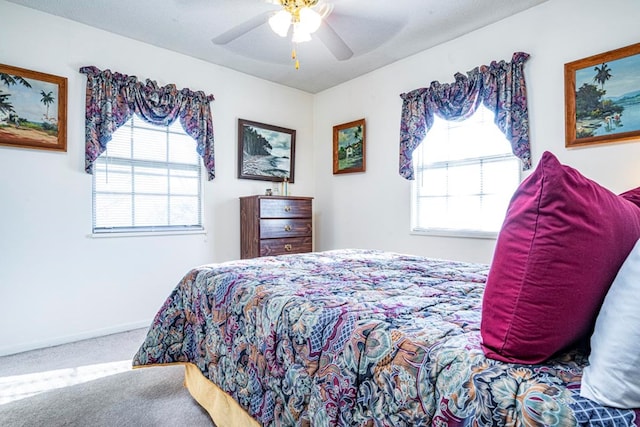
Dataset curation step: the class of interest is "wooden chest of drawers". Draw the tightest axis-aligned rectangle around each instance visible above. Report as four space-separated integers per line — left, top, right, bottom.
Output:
240 195 313 259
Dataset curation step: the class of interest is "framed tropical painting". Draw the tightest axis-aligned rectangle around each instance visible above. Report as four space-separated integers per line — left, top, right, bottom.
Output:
565 42 640 147
0 64 67 151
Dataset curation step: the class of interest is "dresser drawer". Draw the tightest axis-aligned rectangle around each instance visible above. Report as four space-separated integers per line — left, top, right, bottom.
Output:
260 219 312 238
260 198 311 218
260 237 312 257
240 195 313 259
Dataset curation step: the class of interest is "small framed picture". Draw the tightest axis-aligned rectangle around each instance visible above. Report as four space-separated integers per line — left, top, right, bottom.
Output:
238 118 295 182
333 118 366 174
564 42 640 148
0 63 67 152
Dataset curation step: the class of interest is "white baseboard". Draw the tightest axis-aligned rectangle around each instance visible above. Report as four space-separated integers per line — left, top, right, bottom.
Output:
0 320 152 357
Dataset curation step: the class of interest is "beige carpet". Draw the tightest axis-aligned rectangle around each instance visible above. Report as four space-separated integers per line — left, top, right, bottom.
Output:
0 329 213 427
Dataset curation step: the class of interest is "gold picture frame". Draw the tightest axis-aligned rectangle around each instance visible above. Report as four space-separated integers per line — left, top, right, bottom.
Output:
0 64 67 152
564 42 640 148
333 118 366 174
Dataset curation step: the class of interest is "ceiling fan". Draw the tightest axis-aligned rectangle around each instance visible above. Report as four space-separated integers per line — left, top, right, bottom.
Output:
212 0 353 69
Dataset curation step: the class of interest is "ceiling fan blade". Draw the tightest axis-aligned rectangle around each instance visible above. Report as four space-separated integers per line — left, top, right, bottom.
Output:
315 1 333 18
316 20 353 61
212 11 271 45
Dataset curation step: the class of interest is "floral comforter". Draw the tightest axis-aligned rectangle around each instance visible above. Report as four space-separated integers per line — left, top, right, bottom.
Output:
133 249 639 426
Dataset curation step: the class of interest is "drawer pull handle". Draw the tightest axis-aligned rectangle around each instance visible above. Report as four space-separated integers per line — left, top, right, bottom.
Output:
284 206 292 212
284 225 292 232
284 244 292 252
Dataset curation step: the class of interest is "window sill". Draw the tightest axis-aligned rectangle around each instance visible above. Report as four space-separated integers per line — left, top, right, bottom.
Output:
411 228 498 240
89 229 206 239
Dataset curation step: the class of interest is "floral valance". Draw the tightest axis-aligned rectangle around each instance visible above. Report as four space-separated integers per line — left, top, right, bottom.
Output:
79 66 216 180
398 52 531 180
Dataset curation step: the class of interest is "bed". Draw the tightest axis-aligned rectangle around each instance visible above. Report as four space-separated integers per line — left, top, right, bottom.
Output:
132 249 637 426
134 152 640 426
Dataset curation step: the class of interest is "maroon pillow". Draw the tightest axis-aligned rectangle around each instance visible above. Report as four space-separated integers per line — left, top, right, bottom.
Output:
620 187 640 209
481 151 640 364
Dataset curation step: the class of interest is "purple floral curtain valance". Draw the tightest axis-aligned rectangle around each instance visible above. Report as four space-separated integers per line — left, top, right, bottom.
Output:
398 52 531 180
79 66 216 180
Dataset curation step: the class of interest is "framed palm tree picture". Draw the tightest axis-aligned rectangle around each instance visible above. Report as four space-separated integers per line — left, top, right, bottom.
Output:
565 42 640 148
0 64 67 152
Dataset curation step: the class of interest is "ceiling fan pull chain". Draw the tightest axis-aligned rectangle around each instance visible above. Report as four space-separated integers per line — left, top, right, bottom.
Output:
292 46 300 70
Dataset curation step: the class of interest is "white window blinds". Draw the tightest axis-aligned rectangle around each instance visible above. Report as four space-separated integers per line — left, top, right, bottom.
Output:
92 115 203 234
411 105 521 236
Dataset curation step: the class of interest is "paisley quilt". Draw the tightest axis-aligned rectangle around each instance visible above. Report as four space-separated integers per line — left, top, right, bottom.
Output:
133 249 639 426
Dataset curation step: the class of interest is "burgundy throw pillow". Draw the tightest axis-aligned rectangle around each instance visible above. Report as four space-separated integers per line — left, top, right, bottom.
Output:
620 187 640 209
481 151 640 364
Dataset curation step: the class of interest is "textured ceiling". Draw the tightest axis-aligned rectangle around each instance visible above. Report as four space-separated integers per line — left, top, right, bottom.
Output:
6 0 548 93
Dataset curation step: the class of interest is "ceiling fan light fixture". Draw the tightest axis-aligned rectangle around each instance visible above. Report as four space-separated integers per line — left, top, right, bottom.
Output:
269 0 322 69
268 10 292 37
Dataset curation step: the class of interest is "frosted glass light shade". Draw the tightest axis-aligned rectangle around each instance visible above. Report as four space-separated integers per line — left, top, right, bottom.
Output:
299 7 321 33
292 23 311 43
268 10 291 37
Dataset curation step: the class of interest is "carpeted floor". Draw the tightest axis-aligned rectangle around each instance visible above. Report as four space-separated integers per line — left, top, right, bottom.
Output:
0 328 214 427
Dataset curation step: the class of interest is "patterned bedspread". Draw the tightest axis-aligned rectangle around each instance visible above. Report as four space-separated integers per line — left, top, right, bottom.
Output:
133 249 639 426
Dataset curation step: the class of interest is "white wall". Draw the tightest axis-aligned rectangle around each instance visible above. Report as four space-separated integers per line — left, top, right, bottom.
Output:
0 0 314 355
313 0 640 263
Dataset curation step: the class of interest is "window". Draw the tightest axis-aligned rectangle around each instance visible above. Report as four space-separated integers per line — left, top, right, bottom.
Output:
411 105 521 237
92 115 203 234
